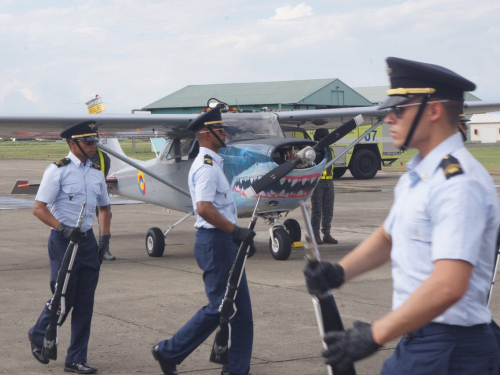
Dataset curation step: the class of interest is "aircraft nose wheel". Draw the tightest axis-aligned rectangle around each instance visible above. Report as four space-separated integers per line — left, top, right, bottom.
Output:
269 228 292 261
146 227 165 257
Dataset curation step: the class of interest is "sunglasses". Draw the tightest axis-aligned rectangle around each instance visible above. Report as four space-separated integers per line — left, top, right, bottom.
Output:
199 128 227 135
77 139 98 146
390 100 449 119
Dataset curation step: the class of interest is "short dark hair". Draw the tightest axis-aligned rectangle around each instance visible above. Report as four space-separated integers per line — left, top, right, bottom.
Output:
441 100 463 127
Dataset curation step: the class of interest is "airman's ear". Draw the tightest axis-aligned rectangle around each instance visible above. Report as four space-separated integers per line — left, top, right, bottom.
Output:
429 101 444 122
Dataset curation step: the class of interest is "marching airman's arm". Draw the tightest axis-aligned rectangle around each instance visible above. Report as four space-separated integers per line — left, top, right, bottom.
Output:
371 259 472 345
196 201 237 234
33 200 61 230
339 225 392 282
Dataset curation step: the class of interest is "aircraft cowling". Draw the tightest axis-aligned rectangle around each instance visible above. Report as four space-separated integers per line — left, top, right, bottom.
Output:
220 138 327 217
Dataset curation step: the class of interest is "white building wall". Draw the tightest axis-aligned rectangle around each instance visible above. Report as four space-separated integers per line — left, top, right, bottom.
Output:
470 114 500 143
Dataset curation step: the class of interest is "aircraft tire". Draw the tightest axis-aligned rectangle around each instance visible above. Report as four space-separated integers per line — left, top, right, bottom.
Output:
349 148 379 179
269 228 292 261
333 167 347 179
146 227 165 257
283 219 301 243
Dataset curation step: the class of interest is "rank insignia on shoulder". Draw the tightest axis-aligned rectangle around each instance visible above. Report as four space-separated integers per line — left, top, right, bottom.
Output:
440 155 463 179
54 157 71 168
204 154 213 165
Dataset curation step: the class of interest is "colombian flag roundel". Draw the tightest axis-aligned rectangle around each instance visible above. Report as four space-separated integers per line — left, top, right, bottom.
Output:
138 171 146 195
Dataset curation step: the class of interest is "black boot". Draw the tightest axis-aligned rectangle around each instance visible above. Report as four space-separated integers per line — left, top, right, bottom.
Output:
28 330 49 365
103 249 116 261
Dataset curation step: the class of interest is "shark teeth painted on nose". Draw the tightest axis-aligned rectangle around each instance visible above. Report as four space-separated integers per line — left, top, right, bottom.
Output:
232 173 321 199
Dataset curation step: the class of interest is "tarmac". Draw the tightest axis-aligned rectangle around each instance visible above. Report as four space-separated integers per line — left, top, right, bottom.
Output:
1 158 500 375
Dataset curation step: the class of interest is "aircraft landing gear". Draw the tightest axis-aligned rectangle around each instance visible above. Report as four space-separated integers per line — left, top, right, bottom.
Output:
146 228 165 257
264 214 297 261
145 211 193 257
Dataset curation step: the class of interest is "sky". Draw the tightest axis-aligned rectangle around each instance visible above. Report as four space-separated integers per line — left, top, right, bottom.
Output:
1 0 499 114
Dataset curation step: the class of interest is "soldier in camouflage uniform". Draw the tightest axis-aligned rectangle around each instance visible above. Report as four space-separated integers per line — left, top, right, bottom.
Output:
311 128 338 245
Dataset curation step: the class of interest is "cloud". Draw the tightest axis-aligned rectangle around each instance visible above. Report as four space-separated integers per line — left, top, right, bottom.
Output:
271 3 314 20
21 87 38 102
0 0 499 115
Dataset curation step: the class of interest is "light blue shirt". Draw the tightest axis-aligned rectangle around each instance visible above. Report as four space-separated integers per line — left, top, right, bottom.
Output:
384 133 500 326
36 152 110 232
189 147 237 229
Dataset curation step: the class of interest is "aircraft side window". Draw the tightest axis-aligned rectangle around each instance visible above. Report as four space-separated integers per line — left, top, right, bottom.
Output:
165 136 195 162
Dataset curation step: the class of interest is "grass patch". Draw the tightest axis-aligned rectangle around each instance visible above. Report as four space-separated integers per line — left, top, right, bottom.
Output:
0 140 156 161
1 140 499 175
383 145 500 175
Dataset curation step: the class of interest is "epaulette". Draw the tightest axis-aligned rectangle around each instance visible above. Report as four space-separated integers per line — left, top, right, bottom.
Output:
53 157 71 168
92 163 101 170
203 154 213 166
440 155 463 179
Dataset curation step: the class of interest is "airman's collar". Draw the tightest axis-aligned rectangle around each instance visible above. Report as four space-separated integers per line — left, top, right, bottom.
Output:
407 132 464 182
199 147 223 165
68 151 92 168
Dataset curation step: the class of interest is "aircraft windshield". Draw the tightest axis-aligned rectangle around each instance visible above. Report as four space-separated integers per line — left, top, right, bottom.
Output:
222 113 283 143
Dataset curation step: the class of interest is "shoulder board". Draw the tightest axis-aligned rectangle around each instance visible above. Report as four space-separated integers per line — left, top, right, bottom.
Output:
440 155 463 179
203 154 213 166
53 157 71 168
92 163 101 170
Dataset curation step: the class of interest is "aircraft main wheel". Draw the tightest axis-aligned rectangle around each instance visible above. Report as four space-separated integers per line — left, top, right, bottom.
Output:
269 228 292 261
146 227 165 257
283 219 301 243
333 167 347 179
349 149 379 179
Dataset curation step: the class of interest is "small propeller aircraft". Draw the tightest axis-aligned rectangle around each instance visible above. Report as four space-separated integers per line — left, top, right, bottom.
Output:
3 98 500 260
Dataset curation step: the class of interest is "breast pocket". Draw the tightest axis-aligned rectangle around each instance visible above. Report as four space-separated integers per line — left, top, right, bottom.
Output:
87 182 102 210
405 218 433 244
61 182 83 205
213 179 231 209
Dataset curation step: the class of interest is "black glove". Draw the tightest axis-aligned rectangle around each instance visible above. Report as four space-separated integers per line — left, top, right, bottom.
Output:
303 262 345 295
323 321 381 372
232 225 256 243
98 235 110 265
57 223 83 243
233 239 257 258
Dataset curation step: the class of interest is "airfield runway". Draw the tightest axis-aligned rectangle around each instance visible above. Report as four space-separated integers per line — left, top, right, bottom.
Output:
1 159 500 375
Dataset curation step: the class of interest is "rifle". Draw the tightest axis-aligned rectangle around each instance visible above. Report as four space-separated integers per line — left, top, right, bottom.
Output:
210 196 260 364
42 203 86 360
300 201 356 375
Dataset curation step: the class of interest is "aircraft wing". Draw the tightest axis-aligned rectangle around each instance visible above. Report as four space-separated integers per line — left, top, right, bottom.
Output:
0 100 499 138
275 101 500 129
0 113 195 138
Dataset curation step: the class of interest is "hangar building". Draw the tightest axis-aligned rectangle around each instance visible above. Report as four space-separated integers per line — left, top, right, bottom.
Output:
142 79 373 114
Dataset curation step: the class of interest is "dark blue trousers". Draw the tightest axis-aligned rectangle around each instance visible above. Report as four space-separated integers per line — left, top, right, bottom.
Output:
158 228 253 375
381 323 500 374
30 229 100 364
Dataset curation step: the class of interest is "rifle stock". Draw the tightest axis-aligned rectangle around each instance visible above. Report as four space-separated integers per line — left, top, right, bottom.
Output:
42 203 86 360
300 201 356 375
210 196 260 364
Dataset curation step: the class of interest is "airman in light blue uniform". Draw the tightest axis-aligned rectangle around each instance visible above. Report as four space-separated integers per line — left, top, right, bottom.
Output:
303 57 500 374
29 121 110 374
153 104 254 375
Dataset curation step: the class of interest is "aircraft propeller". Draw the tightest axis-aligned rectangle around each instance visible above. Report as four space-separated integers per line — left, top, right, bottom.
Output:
243 115 363 198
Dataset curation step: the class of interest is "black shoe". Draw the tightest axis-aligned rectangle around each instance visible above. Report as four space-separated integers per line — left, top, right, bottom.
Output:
323 234 338 245
152 345 178 375
103 249 116 261
28 330 49 365
221 371 253 375
64 362 98 374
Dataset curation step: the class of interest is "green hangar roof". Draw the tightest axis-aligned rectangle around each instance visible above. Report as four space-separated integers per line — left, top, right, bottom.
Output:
143 79 374 110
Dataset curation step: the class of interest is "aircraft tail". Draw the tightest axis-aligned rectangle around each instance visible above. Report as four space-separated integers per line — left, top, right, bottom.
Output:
99 138 128 176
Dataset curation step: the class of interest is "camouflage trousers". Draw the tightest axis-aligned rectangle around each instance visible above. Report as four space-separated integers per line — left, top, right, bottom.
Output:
311 179 335 235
